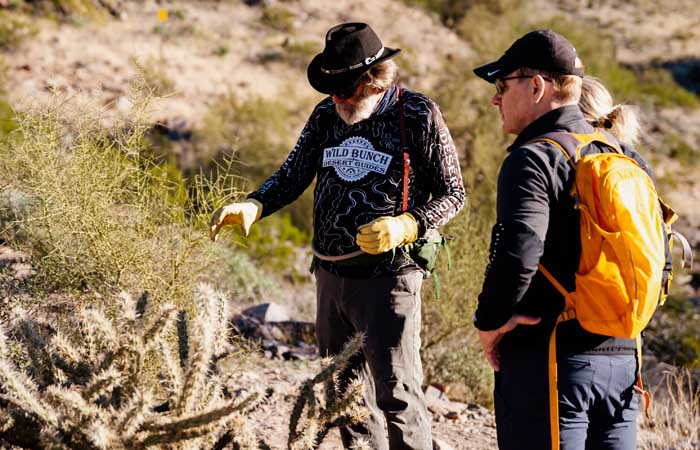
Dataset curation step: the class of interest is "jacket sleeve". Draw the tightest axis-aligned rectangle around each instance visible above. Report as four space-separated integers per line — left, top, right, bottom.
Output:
474 147 551 331
247 108 323 217
407 102 466 234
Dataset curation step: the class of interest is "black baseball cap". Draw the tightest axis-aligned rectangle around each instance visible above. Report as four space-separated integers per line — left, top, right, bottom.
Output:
473 29 584 83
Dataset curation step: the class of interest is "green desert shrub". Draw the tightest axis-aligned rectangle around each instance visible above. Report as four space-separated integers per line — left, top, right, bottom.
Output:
254 37 320 69
0 97 244 306
11 0 122 20
0 11 37 51
455 0 530 56
131 56 176 98
402 0 522 27
0 58 16 139
421 208 494 406
260 4 295 32
194 91 317 237
646 296 700 368
662 133 699 166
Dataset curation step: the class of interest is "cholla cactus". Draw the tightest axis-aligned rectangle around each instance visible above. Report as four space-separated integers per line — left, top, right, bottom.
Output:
0 284 268 449
288 334 369 450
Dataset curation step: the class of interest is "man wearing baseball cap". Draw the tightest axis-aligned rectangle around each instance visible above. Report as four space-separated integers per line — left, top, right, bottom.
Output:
210 22 465 449
472 30 646 449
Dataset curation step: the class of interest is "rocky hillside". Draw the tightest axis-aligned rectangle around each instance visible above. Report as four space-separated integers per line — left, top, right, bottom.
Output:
1 0 699 448
6 0 699 251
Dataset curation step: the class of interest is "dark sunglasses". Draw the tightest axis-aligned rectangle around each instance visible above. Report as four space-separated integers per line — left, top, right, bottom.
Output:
332 75 369 99
495 75 552 95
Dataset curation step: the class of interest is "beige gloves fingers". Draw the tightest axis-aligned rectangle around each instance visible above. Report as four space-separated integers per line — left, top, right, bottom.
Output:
356 212 419 255
209 199 263 241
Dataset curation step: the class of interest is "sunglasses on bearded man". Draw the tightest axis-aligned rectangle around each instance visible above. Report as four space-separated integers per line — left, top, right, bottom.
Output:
332 74 370 100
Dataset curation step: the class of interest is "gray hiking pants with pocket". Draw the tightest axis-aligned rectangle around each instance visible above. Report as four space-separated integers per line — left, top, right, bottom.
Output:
314 265 432 450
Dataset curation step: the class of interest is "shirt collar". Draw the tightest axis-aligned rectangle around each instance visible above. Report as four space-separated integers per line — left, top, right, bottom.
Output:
508 105 590 151
373 84 399 116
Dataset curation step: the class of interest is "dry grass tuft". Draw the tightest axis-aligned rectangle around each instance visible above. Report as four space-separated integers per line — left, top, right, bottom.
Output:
641 367 700 450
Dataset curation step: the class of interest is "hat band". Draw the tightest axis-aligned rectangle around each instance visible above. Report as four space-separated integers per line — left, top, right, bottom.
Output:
321 47 385 74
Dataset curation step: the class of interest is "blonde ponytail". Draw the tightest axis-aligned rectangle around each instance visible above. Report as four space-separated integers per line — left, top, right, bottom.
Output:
579 77 642 145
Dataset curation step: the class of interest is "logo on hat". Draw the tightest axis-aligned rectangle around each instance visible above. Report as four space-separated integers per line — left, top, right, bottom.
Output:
322 137 393 182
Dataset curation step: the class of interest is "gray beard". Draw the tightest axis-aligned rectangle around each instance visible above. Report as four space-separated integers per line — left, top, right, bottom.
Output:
335 93 382 125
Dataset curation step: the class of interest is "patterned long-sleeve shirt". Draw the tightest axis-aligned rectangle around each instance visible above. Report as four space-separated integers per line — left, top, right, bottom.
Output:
248 85 465 276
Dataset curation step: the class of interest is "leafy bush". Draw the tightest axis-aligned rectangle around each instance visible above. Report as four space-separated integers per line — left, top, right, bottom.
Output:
0 97 240 306
131 56 176 98
280 39 320 69
0 11 37 51
9 0 121 20
402 0 521 27
260 5 295 32
663 133 699 166
646 297 700 368
0 58 16 139
421 209 494 406
194 91 317 236
454 0 530 56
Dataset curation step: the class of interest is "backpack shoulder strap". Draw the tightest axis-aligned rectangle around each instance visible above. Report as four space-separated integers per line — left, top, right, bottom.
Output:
397 86 410 212
528 129 623 168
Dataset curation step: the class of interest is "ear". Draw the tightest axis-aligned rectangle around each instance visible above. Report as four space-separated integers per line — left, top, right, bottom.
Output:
531 75 548 104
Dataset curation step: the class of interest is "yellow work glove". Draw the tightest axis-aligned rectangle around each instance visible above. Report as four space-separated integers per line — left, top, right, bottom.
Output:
209 199 263 241
356 212 419 255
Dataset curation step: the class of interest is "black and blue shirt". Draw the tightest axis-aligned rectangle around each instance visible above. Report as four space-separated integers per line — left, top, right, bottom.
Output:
248 85 466 276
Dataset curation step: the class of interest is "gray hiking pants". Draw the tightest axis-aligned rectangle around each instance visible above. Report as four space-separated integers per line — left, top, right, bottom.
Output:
314 265 432 450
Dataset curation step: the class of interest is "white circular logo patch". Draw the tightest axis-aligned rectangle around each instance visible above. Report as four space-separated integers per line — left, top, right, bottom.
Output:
322 136 393 182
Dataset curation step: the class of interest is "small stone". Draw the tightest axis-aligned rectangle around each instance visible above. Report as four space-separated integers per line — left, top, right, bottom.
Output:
241 303 290 323
445 411 459 420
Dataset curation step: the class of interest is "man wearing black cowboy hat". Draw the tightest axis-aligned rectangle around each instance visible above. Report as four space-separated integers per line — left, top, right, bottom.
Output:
210 22 465 450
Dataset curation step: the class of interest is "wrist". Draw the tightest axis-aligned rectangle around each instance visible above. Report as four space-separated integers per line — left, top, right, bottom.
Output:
244 198 264 223
398 212 418 245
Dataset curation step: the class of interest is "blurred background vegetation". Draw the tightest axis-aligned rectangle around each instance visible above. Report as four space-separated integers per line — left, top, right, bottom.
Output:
0 1 698 446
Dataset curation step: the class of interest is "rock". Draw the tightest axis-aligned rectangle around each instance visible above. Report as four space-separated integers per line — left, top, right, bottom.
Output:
11 263 34 281
424 385 467 419
232 314 316 346
0 246 31 267
241 302 290 323
281 342 317 361
445 411 459 420
433 437 456 450
153 117 193 142
116 96 133 114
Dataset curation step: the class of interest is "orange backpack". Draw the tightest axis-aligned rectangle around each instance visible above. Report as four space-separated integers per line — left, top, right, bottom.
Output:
530 129 692 449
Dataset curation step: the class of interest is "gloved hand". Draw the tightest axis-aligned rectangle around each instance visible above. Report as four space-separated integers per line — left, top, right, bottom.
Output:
209 199 263 241
356 213 418 255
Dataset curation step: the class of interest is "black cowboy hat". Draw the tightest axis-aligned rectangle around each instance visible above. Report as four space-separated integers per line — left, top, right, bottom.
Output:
307 22 401 95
